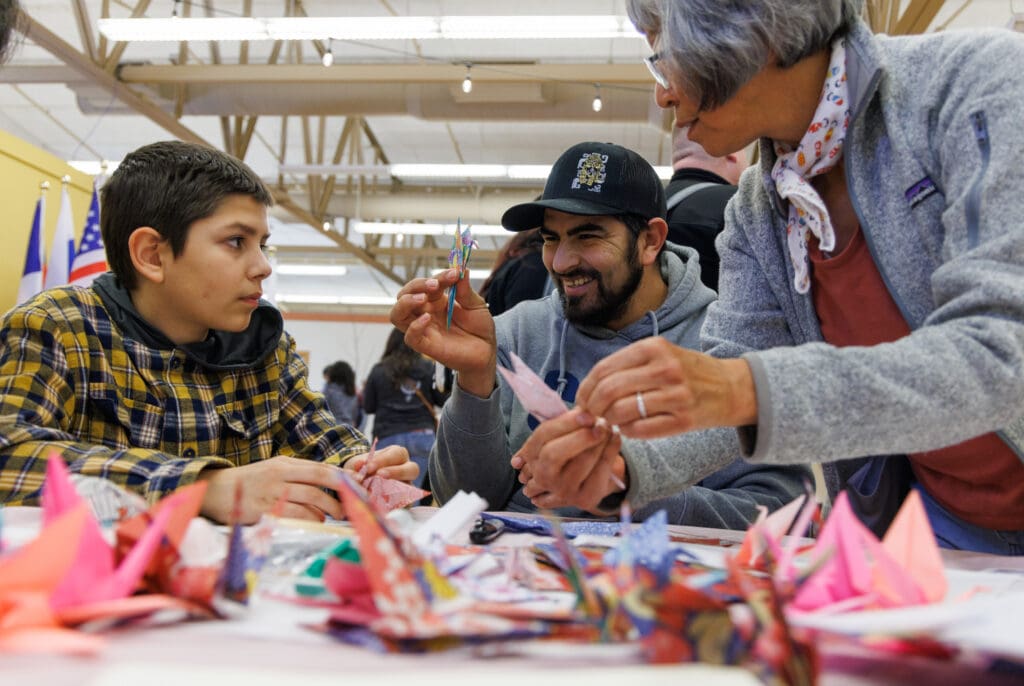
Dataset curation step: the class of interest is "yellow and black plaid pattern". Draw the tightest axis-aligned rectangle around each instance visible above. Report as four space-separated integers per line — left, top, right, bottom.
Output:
0 287 368 505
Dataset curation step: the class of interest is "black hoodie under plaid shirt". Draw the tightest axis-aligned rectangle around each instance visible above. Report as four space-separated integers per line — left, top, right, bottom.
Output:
0 285 367 505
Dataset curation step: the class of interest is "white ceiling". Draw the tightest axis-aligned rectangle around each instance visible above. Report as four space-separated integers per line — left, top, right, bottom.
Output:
3 0 1018 311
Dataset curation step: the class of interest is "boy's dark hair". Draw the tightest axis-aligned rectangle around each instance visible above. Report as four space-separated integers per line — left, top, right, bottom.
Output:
100 140 273 290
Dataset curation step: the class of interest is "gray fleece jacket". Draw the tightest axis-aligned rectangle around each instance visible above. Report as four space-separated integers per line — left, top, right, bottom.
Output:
428 243 808 528
629 22 1024 508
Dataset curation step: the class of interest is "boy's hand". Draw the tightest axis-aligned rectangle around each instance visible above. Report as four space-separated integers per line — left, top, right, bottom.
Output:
345 444 419 483
198 456 347 524
198 446 419 524
390 270 497 398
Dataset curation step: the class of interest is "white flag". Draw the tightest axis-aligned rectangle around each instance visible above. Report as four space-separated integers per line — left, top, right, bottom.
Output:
44 185 75 289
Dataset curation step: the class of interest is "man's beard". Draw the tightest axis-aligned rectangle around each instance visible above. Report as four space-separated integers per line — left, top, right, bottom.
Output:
556 247 644 328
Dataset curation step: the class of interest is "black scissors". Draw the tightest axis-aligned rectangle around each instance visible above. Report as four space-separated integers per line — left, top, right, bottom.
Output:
469 517 506 544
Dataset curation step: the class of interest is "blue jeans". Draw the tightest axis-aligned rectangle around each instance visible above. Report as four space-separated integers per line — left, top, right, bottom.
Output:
376 429 435 490
915 484 1024 555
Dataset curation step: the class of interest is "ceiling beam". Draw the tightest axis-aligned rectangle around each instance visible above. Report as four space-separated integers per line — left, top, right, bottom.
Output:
16 9 206 145
273 245 500 262
895 0 946 35
117 62 651 85
272 191 408 286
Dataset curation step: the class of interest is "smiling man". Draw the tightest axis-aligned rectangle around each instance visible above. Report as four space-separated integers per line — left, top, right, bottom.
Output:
0 140 417 523
390 141 806 526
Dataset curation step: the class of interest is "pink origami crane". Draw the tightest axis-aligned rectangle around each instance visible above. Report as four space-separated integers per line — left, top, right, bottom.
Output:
41 456 187 612
355 438 430 513
0 454 210 654
789 490 947 613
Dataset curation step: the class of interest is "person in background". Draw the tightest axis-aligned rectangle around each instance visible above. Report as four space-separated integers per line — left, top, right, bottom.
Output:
0 141 417 524
322 360 363 429
390 140 807 528
479 228 549 316
362 328 446 490
519 0 1024 554
665 125 748 291
0 0 20 64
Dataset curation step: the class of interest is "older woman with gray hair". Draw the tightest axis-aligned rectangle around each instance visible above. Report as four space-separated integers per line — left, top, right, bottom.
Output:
517 0 1024 554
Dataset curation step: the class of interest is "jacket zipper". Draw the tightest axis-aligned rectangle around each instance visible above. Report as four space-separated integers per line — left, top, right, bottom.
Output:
965 110 990 250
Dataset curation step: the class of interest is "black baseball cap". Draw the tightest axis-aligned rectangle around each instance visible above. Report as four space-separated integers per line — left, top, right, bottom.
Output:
501 141 667 231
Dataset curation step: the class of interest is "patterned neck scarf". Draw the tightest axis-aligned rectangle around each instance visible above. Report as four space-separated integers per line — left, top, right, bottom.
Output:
770 39 851 294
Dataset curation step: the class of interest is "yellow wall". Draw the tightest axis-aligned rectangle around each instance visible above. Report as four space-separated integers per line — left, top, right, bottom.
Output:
0 129 95 311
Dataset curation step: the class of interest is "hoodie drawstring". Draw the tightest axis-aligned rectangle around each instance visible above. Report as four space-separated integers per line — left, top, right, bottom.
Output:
556 318 570 396
646 310 660 337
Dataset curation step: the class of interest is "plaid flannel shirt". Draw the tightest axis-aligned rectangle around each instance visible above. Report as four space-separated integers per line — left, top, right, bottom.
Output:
0 286 368 505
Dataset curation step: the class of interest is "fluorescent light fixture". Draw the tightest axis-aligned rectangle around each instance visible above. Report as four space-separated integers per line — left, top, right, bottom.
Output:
389 164 507 179
432 268 493 280
277 162 671 183
352 221 510 236
68 160 120 175
98 17 268 42
507 165 552 180
440 16 630 39
275 294 396 305
266 16 440 41
97 15 643 43
275 264 348 276
278 163 391 176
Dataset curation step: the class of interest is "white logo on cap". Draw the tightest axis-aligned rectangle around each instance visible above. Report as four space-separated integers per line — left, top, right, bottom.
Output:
572 152 608 193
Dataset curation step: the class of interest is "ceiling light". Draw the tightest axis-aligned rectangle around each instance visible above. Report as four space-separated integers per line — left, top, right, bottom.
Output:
278 163 390 176
321 40 334 67
432 268 493 280
97 15 643 43
506 165 552 180
353 221 510 236
98 17 269 42
275 294 397 306
462 64 473 94
388 164 507 178
267 16 440 41
68 160 120 175
440 16 630 39
592 84 603 112
275 264 348 276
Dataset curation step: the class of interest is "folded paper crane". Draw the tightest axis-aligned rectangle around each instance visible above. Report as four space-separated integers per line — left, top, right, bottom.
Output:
789 490 947 612
0 454 211 654
446 219 477 330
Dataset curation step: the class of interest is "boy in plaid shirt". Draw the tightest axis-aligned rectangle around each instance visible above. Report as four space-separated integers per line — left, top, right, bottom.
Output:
0 141 417 523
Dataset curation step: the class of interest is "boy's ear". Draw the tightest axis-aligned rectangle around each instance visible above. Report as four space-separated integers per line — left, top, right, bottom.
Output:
128 227 168 284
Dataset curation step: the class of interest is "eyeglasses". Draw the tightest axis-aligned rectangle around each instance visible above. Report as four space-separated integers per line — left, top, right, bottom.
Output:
643 51 670 89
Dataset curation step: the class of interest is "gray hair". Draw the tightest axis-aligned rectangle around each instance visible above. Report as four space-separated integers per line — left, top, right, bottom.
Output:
627 0 864 111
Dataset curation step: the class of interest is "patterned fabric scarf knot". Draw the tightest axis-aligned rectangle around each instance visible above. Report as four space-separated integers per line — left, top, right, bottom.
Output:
770 39 851 294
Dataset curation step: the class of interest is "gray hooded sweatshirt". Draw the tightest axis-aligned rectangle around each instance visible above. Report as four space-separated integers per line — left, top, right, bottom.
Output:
428 243 808 528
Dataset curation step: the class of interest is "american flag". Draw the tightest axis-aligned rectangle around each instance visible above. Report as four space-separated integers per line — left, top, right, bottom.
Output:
69 185 107 287
17 195 45 305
